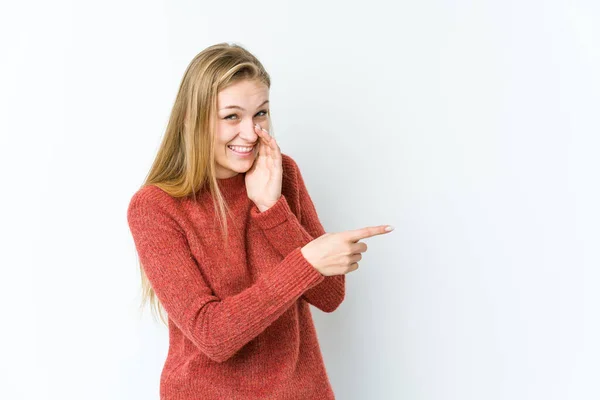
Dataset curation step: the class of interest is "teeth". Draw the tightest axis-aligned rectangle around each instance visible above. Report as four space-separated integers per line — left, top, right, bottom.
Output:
229 145 253 153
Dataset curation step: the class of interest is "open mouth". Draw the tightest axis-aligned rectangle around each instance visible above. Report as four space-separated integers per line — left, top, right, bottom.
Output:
228 145 254 156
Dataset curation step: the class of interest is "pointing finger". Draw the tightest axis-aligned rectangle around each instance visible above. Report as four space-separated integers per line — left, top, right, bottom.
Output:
344 225 394 242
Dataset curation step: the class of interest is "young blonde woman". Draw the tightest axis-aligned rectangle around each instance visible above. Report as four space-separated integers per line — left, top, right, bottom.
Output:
127 42 394 399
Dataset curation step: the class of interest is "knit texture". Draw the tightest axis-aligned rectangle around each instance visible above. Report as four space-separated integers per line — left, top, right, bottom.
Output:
127 153 345 399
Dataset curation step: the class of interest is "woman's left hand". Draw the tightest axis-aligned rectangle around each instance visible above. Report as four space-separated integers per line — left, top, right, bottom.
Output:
245 123 282 212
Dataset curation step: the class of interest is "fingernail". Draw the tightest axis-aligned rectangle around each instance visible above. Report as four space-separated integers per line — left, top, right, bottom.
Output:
385 225 394 232
255 123 260 129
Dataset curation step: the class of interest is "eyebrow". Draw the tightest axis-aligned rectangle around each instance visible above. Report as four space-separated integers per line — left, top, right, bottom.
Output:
219 99 269 111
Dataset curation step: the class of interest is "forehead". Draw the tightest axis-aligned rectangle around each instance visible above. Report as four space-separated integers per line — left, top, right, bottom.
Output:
217 80 269 107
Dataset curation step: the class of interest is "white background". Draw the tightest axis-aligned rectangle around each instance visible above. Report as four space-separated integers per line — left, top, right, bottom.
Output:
1 0 598 399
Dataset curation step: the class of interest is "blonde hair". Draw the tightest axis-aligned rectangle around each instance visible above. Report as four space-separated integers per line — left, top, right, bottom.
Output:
135 42 275 325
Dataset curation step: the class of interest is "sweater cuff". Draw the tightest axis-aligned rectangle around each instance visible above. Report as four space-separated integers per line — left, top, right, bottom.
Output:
264 246 325 295
249 194 294 230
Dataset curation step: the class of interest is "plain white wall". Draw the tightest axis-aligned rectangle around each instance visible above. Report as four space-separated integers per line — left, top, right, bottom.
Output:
1 0 598 399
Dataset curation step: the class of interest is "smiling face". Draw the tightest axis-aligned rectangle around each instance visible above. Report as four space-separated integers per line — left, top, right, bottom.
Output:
213 79 270 179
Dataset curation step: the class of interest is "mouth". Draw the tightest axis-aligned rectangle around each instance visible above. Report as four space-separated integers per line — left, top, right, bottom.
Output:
228 145 255 157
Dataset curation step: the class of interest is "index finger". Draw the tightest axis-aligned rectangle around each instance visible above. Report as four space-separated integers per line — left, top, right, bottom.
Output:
343 225 394 242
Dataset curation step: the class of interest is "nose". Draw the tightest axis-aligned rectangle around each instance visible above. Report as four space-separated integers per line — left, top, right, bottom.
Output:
238 120 259 143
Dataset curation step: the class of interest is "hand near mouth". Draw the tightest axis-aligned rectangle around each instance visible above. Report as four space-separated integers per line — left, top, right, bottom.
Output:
245 123 282 212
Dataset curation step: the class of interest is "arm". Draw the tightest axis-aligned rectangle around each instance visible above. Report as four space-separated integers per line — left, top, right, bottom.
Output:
249 158 345 313
127 189 324 363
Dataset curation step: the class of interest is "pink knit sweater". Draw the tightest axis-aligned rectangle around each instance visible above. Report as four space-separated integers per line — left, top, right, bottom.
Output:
127 153 345 399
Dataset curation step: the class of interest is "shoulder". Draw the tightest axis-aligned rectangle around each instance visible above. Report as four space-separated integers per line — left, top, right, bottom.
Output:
279 153 307 213
127 184 180 224
281 152 299 169
281 152 301 182
128 184 173 208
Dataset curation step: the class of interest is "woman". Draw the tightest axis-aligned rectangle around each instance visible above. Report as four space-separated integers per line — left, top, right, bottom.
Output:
127 42 393 399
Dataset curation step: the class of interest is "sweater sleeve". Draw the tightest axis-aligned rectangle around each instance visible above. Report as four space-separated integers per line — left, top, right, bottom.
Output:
249 160 345 313
127 190 325 363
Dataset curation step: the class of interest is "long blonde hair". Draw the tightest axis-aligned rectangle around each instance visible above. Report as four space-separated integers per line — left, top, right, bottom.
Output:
135 42 275 325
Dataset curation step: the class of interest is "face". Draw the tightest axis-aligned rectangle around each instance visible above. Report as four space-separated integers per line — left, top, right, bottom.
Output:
213 79 270 179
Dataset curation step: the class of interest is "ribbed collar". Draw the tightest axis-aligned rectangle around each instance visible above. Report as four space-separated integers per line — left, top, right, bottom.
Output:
216 172 246 198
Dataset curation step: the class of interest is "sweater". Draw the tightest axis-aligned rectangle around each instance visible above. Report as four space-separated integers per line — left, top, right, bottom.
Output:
126 153 345 399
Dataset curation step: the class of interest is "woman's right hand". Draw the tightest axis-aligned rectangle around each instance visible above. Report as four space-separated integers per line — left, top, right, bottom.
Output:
300 225 394 276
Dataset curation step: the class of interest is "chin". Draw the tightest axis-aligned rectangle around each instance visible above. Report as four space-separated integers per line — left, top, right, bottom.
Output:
216 150 255 175
223 162 252 175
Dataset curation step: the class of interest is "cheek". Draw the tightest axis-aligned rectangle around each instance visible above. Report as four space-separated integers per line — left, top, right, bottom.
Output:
213 136 228 151
215 127 235 145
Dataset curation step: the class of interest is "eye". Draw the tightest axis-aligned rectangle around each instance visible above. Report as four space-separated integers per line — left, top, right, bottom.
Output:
224 109 269 120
